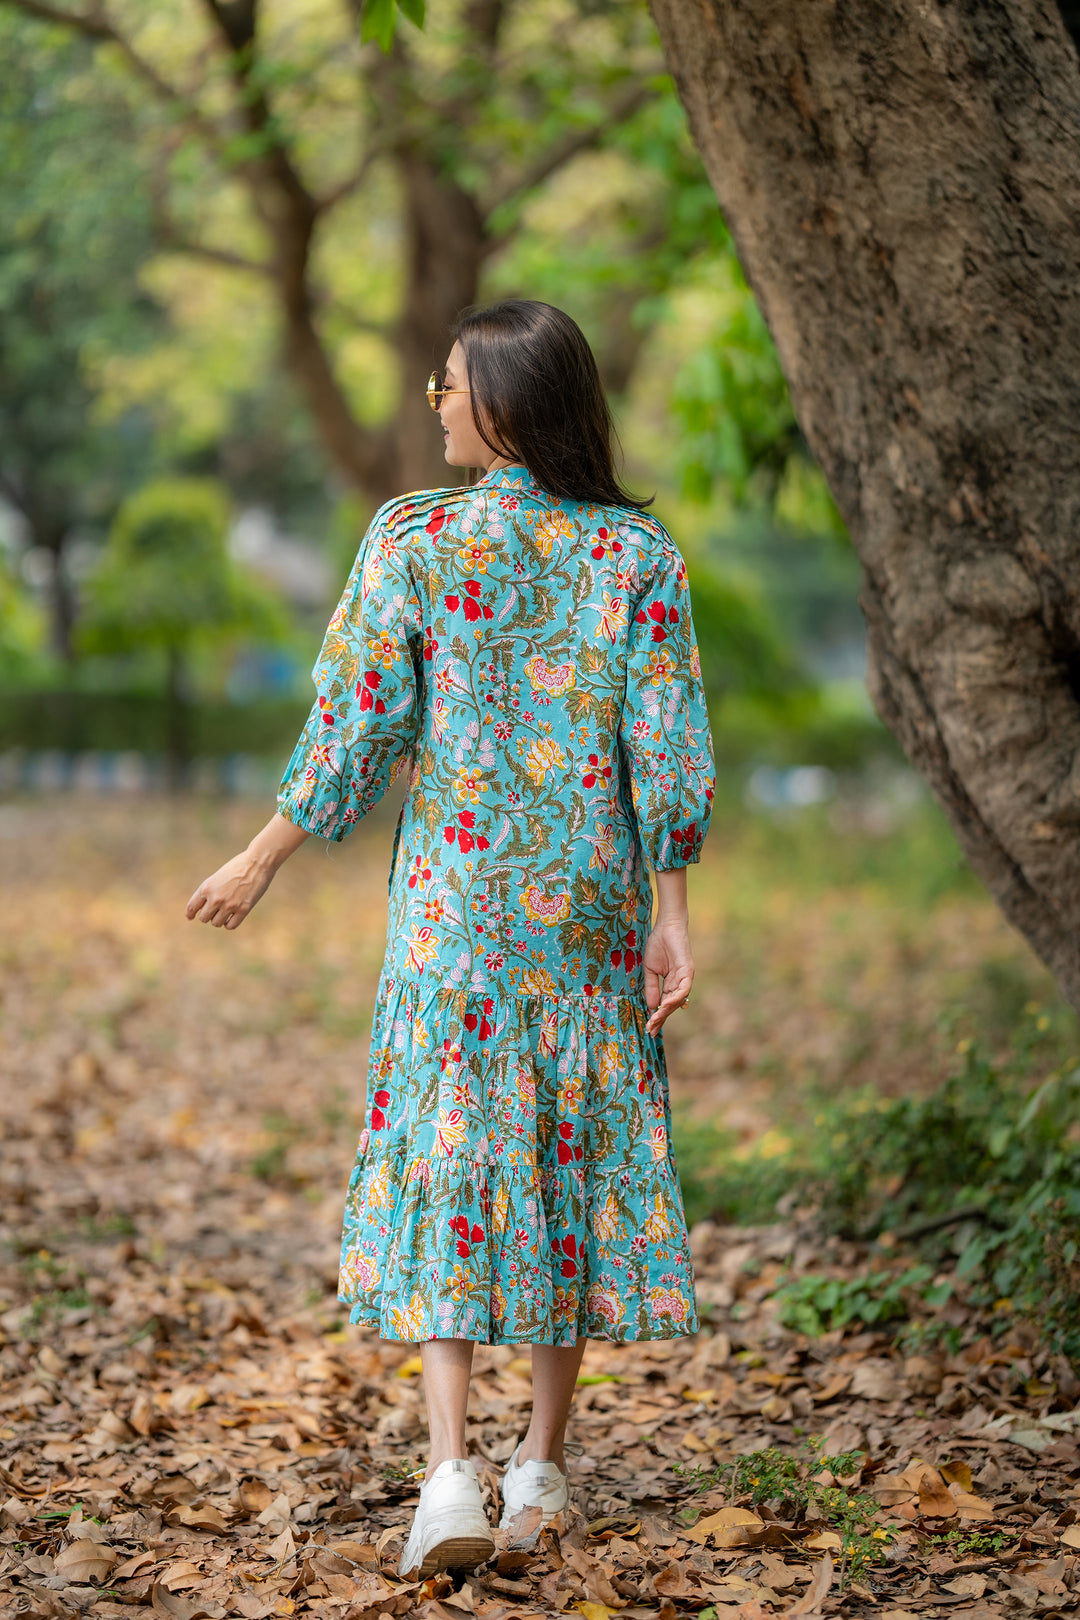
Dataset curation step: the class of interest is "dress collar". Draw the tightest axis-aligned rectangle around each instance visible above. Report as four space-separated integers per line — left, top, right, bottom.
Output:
476 462 533 490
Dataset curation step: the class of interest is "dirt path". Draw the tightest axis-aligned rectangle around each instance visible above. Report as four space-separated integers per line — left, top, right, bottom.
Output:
1 796 1077 1617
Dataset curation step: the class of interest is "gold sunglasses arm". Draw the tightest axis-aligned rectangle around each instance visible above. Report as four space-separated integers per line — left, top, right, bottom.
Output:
426 372 472 411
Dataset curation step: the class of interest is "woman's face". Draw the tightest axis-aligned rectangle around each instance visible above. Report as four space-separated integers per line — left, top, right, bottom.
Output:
438 341 513 471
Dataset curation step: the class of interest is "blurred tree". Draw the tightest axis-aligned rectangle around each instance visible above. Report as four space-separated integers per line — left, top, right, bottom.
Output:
0 14 163 660
649 0 1080 1008
0 1 722 504
79 478 286 784
0 556 47 681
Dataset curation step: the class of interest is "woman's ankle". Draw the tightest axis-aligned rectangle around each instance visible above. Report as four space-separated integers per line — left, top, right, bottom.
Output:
424 1444 470 1481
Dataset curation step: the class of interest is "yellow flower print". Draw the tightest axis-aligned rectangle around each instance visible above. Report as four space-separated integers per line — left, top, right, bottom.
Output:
449 1264 471 1302
649 1284 689 1324
591 591 628 644
524 655 575 696
361 553 384 593
649 1122 668 1161
558 1073 583 1115
690 643 701 679
538 1007 559 1059
343 1251 380 1292
405 924 440 973
643 646 675 686
553 1284 578 1326
433 1106 469 1157
532 510 575 557
366 1160 392 1210
524 736 567 784
597 1041 622 1090
389 1291 426 1339
519 967 558 995
413 1018 429 1051
424 896 445 923
367 631 400 670
587 1283 622 1327
373 1046 395 1082
492 1182 511 1235
491 1279 507 1321
594 1189 621 1243
456 533 490 572
516 1063 537 1108
643 1193 670 1243
454 767 488 804
432 693 450 741
520 886 572 925
587 822 617 873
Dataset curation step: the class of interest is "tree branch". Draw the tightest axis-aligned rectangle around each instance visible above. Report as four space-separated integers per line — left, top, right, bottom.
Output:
480 79 652 225
1 0 229 154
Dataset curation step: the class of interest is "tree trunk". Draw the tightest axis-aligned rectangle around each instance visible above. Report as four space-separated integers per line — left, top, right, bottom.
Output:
392 152 487 497
163 642 190 794
649 0 1080 1008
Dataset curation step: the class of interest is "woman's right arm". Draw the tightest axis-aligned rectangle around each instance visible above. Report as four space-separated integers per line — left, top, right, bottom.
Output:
185 812 309 930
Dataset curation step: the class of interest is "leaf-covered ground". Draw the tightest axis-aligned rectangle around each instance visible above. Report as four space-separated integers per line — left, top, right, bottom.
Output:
1 794 1078 1620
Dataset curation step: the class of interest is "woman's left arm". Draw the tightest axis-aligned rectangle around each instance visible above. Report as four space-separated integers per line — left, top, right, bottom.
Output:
186 812 309 929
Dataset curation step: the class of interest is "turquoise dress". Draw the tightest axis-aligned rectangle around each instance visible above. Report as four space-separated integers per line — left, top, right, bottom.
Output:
278 464 716 1346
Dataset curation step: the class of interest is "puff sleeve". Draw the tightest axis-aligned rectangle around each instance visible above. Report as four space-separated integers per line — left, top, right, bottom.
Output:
277 502 423 842
617 537 716 871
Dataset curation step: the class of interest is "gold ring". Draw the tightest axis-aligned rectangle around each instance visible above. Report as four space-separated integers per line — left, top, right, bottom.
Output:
680 997 690 1008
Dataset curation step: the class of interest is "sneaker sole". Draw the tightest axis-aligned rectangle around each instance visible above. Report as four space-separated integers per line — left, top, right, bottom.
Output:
409 1532 495 1578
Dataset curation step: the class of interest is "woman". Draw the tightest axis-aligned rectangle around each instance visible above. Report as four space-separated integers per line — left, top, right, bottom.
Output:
186 299 715 1580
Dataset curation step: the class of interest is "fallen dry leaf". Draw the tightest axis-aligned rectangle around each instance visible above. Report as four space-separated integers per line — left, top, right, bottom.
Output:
684 1506 764 1548
53 1538 118 1583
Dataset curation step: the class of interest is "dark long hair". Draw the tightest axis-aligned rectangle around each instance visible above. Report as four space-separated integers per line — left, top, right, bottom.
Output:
451 300 651 511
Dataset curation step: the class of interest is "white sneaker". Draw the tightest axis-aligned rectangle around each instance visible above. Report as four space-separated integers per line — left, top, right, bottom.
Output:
398 1458 495 1580
498 1442 571 1529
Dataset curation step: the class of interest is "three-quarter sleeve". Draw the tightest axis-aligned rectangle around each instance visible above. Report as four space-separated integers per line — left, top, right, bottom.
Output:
277 503 423 842
617 537 716 871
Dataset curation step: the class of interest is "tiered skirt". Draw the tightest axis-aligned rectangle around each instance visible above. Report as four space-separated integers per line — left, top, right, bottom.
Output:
337 976 698 1346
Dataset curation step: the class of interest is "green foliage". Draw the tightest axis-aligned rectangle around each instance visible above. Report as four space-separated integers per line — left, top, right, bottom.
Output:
359 0 425 53
773 1267 949 1336
687 563 814 709
80 478 284 658
672 256 797 505
678 1000 1080 1362
0 15 162 626
0 556 46 679
678 1442 888 1584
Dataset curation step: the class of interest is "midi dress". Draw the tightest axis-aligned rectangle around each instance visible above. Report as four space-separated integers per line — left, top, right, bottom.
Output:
277 463 716 1347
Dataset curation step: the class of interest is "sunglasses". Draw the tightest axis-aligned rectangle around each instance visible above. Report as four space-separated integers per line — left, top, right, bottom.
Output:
426 370 470 412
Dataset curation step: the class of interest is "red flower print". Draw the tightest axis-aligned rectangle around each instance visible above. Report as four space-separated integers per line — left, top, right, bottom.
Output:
358 669 385 713
370 1088 391 1130
426 505 446 536
443 809 490 854
450 1214 485 1257
556 1120 582 1164
318 695 336 726
582 752 612 789
590 526 624 561
463 997 494 1040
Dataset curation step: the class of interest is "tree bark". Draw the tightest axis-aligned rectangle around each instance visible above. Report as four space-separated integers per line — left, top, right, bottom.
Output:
649 0 1080 1008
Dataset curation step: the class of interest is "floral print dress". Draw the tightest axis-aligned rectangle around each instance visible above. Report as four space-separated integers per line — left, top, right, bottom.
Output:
277 464 716 1346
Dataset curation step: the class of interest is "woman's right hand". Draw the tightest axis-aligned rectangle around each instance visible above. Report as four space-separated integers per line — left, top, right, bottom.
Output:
185 848 276 930
642 916 695 1035
185 812 310 930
